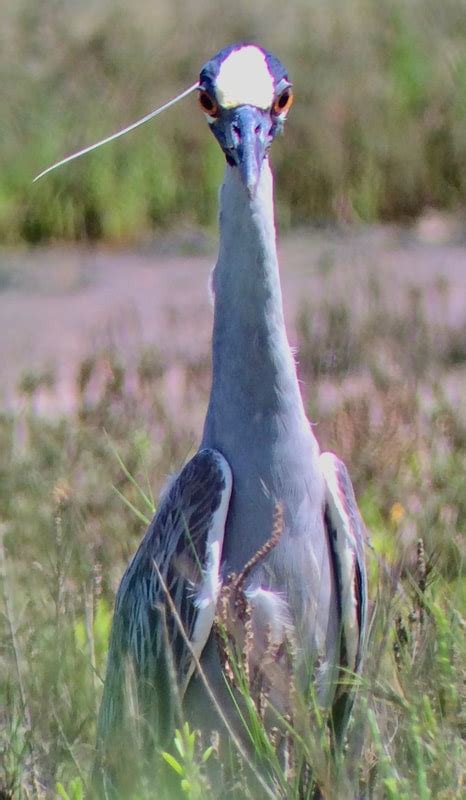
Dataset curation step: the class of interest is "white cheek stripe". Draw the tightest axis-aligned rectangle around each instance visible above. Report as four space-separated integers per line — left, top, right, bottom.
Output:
215 46 274 110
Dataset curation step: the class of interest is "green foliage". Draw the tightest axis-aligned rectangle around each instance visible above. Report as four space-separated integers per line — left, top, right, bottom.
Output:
162 723 214 799
370 580 466 800
56 777 85 800
2 0 466 243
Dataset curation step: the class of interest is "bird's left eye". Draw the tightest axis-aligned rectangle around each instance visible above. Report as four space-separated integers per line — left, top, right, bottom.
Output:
272 88 294 116
198 90 219 117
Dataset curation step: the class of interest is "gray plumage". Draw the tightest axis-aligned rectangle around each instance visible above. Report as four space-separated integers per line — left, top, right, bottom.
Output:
94 42 367 794
94 449 232 792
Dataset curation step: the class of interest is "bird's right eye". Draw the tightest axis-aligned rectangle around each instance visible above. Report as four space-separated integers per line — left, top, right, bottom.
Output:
272 88 294 116
198 90 219 117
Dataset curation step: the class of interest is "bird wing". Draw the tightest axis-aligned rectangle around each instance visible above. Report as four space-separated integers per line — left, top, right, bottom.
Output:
320 451 367 737
97 447 232 748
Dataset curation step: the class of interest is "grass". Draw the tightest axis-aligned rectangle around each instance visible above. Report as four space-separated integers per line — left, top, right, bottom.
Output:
2 4 466 788
1 264 465 797
2 0 466 243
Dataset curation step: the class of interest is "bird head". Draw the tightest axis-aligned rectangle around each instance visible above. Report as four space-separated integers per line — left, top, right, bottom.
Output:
198 44 293 198
33 43 292 190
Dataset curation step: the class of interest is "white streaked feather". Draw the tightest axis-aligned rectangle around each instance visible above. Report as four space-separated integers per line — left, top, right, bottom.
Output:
207 265 216 306
33 82 199 182
183 455 232 690
320 451 360 671
244 585 292 646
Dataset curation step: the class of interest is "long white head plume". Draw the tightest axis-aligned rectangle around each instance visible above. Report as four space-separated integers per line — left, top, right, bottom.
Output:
33 82 199 182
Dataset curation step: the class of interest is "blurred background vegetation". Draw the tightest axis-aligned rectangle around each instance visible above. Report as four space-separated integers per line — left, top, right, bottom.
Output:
2 0 466 243
2 1 466 797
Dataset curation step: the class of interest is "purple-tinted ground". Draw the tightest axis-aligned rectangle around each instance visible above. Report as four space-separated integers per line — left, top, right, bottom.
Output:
1 219 465 416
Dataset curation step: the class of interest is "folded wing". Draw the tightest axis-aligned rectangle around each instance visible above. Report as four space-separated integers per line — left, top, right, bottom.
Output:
94 448 232 785
320 451 367 741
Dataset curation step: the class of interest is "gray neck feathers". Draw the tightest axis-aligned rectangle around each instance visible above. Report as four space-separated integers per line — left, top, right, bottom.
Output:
204 160 306 437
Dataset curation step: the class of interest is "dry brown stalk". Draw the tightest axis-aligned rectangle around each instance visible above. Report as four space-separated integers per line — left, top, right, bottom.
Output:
232 502 284 594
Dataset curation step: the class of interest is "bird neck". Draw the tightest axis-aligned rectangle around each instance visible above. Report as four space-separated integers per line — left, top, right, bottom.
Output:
206 160 306 428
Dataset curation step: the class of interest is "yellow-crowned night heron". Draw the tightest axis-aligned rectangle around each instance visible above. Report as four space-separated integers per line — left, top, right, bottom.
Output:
36 42 367 797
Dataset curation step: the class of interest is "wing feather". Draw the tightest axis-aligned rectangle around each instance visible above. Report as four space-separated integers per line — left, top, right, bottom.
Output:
320 451 367 739
96 448 232 757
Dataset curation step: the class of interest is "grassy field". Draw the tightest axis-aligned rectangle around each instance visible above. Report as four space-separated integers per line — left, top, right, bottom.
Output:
1 230 465 797
2 0 466 795
2 0 466 243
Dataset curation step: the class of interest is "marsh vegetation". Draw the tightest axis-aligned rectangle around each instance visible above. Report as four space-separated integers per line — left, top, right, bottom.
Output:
1 1 465 796
1 230 465 797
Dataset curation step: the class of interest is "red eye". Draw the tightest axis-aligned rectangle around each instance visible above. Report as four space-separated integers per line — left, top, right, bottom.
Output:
198 90 219 117
273 88 294 116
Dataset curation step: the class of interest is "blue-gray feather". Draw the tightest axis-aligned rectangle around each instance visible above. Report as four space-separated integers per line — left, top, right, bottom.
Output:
94 448 232 789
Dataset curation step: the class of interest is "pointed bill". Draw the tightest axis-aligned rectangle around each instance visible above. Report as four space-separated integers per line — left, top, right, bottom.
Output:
228 106 268 199
33 83 200 182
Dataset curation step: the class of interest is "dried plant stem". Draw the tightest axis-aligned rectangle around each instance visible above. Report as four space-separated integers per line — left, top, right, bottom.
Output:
157 600 184 729
0 529 41 799
233 502 284 593
84 585 98 716
416 538 427 625
51 708 86 784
